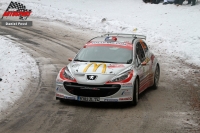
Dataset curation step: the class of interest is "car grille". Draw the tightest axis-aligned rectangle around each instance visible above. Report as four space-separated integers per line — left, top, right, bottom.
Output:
63 82 121 97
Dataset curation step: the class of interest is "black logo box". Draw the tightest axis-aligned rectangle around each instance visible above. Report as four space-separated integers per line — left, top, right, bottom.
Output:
1 21 32 26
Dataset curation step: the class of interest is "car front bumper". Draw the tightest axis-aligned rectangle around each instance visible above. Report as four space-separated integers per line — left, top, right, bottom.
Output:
55 81 134 102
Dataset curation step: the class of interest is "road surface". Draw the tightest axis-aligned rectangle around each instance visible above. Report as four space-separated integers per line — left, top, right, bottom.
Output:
0 19 199 133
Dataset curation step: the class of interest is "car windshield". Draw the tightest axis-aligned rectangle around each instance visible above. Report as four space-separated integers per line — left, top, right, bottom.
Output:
74 46 133 64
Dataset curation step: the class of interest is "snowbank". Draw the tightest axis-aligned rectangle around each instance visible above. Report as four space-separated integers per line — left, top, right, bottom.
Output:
0 36 39 112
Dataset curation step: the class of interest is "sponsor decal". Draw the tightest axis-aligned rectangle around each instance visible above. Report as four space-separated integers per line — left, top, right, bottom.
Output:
56 82 63 84
56 86 64 92
107 64 125 69
64 96 75 100
119 97 132 101
121 85 133 88
92 41 126 45
83 63 106 73
121 90 131 96
56 93 65 98
1 1 32 26
104 99 118 102
121 83 132 85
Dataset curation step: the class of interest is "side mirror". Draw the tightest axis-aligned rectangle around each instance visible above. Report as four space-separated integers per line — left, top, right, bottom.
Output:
68 58 72 61
141 61 147 66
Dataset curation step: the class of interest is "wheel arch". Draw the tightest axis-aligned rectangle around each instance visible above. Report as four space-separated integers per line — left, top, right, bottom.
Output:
156 63 160 74
157 63 160 69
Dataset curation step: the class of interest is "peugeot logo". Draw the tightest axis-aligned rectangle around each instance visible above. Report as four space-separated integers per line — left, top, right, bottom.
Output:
87 75 97 80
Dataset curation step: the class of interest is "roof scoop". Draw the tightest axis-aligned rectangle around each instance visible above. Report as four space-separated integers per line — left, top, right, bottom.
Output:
105 36 117 42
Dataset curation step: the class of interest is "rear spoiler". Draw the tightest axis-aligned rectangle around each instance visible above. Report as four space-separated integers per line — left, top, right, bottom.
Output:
102 33 146 40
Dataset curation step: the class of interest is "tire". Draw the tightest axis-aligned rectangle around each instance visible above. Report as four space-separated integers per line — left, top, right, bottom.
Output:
59 98 66 103
152 65 160 89
130 78 139 106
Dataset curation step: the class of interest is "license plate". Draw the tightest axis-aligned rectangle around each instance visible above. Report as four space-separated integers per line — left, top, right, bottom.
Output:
78 96 100 102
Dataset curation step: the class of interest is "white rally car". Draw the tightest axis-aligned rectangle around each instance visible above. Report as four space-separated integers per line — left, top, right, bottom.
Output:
55 33 160 105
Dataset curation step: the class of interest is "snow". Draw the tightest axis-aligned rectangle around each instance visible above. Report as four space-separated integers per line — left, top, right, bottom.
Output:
0 0 200 66
0 36 39 113
0 0 199 116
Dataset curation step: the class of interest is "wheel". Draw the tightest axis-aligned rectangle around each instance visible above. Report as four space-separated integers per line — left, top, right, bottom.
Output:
152 65 160 89
130 78 139 106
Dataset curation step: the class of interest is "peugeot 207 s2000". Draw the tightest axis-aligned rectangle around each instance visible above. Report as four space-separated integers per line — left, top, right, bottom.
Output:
55 33 160 105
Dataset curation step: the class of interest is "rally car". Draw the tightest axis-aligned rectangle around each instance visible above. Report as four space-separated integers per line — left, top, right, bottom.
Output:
55 33 160 106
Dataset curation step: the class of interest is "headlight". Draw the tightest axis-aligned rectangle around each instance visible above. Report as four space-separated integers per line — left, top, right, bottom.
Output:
110 70 131 82
111 74 129 82
64 67 74 80
110 66 133 82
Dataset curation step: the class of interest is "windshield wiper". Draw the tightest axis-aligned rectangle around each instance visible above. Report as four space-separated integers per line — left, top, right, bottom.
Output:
89 60 119 63
74 60 125 63
73 59 89 62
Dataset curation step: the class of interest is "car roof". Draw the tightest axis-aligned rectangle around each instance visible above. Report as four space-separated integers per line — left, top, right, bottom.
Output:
84 33 146 50
91 36 134 43
88 33 146 44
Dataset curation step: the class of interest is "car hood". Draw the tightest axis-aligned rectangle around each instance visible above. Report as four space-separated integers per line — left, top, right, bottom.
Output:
68 62 132 85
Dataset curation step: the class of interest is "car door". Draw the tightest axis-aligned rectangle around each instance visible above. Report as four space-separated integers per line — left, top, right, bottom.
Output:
140 40 154 86
135 41 149 92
